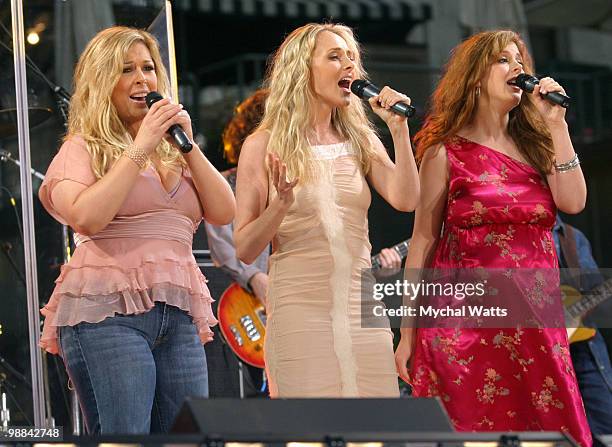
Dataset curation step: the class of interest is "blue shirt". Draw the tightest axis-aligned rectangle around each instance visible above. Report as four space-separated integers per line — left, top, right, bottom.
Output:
552 215 603 293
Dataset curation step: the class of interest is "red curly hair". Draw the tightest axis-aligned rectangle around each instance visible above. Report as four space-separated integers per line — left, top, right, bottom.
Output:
222 89 269 165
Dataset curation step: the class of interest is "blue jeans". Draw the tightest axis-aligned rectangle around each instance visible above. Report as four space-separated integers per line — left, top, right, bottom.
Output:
570 330 612 435
59 302 208 434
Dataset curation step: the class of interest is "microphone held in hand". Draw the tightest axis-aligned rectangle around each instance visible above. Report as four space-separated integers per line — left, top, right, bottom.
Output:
145 92 193 153
350 80 416 118
512 74 571 109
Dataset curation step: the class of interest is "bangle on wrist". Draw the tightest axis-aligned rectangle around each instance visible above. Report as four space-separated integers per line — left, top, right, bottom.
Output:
123 144 148 169
554 153 580 172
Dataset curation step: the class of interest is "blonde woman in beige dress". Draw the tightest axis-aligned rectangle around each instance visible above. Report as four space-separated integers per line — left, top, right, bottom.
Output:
234 23 419 398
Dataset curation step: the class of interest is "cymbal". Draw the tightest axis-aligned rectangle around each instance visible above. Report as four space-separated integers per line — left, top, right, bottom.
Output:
0 107 53 138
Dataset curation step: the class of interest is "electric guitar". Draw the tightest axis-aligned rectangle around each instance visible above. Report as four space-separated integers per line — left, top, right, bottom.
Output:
562 277 612 343
217 239 411 368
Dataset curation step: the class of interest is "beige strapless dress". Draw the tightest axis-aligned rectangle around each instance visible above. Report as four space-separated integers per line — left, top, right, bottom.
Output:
265 142 400 398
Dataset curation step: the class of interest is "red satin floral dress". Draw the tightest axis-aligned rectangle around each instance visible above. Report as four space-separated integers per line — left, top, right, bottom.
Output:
410 136 592 446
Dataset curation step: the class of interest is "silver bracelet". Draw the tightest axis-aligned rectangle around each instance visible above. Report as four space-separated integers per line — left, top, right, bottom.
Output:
554 153 580 172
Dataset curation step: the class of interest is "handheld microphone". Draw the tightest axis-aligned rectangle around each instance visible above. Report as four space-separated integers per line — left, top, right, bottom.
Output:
145 92 193 153
350 80 416 118
512 74 571 109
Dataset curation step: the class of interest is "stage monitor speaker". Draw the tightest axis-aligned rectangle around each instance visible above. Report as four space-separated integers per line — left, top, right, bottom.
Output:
172 397 453 442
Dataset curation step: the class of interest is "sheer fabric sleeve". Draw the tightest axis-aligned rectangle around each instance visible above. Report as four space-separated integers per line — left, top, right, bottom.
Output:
38 136 97 225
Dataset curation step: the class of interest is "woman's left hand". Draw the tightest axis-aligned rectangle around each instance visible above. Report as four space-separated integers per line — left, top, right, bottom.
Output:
164 105 194 149
368 86 410 128
531 77 567 125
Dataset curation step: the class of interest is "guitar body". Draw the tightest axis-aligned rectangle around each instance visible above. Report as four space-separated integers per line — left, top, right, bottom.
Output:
561 284 597 344
568 328 597 344
217 283 266 368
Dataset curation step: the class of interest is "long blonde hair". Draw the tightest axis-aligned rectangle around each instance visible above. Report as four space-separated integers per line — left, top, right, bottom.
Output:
413 30 554 175
67 26 184 179
259 23 378 182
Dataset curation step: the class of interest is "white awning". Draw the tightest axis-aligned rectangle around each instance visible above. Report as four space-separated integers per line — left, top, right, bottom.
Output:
524 0 612 28
172 0 431 22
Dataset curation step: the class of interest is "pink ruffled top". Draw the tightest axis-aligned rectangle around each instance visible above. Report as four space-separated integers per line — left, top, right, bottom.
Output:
38 136 217 355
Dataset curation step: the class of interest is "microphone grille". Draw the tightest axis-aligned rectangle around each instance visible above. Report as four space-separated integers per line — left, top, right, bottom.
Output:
350 79 368 97
145 91 163 108
515 73 538 89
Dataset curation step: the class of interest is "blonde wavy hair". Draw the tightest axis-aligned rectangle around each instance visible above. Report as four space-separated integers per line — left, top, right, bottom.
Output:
413 30 554 175
259 23 378 182
67 26 184 179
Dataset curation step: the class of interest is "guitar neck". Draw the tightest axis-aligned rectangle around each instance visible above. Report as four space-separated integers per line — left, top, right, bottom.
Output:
566 278 612 319
371 239 410 270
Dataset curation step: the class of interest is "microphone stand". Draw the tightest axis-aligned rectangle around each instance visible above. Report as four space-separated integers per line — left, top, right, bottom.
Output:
0 153 56 430
0 149 45 183
0 354 35 427
0 373 11 430
0 23 78 433
0 355 31 390
0 371 33 428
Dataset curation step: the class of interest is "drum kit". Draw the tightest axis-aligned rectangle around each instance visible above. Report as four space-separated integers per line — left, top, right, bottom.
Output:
0 106 51 138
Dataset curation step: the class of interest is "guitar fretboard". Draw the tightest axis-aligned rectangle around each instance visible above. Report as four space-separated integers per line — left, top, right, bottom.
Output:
566 277 612 319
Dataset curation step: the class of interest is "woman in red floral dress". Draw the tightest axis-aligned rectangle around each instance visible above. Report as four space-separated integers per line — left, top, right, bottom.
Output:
394 30 591 446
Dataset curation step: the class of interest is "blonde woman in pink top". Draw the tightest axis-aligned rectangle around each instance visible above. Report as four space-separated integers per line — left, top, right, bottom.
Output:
38 27 235 434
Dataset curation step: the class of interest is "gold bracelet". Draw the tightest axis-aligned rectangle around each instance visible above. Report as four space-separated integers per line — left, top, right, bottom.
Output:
123 145 148 169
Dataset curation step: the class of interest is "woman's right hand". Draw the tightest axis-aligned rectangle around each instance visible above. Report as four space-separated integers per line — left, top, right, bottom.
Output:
133 98 184 155
368 86 411 131
394 330 415 384
267 152 298 207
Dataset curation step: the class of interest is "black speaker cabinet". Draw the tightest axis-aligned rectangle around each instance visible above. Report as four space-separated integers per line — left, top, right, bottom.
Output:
172 397 453 442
